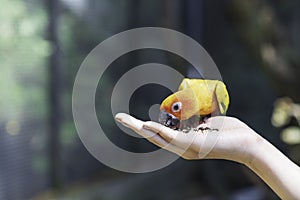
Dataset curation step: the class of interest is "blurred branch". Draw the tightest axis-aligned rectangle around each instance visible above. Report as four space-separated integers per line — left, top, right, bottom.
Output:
46 0 63 189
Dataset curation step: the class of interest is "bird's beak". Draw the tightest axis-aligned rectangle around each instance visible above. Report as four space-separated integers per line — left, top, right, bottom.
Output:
158 110 180 129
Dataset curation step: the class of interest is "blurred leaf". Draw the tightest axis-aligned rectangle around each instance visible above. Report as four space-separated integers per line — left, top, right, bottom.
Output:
0 0 48 120
271 97 293 127
61 122 77 145
281 126 300 145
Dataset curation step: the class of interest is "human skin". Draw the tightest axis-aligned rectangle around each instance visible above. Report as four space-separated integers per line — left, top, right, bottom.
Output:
115 113 300 199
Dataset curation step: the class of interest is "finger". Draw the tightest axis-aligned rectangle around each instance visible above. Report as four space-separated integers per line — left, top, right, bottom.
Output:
115 113 199 159
115 113 142 130
145 131 198 159
142 121 177 142
115 113 156 138
138 127 170 147
115 113 178 146
143 121 200 151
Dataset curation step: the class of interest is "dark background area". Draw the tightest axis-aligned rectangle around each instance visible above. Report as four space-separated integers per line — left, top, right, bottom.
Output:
1 0 300 199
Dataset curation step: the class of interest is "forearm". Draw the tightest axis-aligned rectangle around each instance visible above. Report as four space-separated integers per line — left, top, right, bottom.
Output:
245 134 300 199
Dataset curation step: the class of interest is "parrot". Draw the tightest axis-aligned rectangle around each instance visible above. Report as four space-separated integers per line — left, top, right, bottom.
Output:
159 78 230 131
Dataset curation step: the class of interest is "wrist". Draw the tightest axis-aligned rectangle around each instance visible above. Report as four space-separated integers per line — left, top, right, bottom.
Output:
242 132 266 167
230 129 265 166
206 128 262 164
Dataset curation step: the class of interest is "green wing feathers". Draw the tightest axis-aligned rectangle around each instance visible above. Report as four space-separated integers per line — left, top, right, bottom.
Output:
215 81 229 115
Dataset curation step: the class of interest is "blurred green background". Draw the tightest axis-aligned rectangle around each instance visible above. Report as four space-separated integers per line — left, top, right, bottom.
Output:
1 0 300 199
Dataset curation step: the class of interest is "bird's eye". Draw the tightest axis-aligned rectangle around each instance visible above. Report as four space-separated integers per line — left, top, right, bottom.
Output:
171 102 182 113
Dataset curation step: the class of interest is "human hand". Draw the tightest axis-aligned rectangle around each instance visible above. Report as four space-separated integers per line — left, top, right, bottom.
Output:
115 113 300 199
115 113 259 164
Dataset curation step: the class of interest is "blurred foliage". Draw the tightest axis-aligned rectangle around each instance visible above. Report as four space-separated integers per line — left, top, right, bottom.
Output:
0 1 51 199
228 0 300 165
0 0 49 120
229 0 300 101
0 0 51 189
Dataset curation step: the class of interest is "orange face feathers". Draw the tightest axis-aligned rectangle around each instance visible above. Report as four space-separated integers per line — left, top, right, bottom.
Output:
160 89 198 120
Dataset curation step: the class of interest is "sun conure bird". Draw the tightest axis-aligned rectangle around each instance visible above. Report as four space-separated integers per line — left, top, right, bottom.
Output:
159 78 229 131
